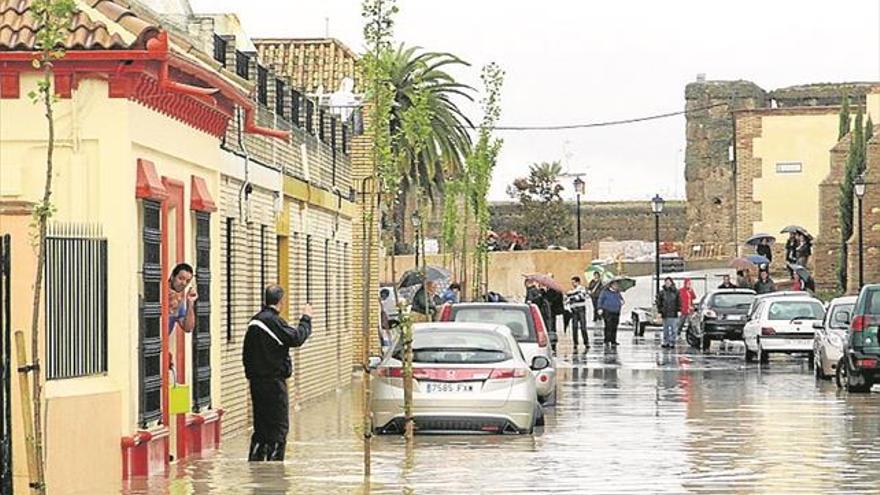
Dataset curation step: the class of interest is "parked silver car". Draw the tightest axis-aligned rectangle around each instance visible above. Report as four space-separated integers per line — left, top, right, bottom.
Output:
813 296 857 379
370 322 548 435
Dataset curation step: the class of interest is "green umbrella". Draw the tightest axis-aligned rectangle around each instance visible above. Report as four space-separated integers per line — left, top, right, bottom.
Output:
585 264 614 283
603 276 636 293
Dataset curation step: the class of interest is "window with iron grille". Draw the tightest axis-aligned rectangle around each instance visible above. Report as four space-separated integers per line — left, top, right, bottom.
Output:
225 217 233 342
306 99 314 135
306 235 312 303
331 117 337 184
260 224 267 295
324 239 330 324
139 200 162 426
235 50 250 80
45 224 108 380
342 123 349 155
319 110 326 142
213 34 227 67
275 80 286 118
257 66 268 105
290 89 301 127
192 212 212 411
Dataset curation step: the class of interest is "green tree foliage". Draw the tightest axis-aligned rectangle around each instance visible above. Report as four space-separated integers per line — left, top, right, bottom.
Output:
507 161 573 249
838 95 850 140
26 1 77 492
838 104 865 291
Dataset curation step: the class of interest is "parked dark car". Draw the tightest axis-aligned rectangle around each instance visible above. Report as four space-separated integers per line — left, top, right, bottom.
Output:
837 284 880 393
687 289 756 351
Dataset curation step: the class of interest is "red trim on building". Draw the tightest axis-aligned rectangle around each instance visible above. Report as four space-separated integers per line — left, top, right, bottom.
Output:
54 73 74 98
0 73 19 98
190 175 217 212
135 159 168 201
120 426 169 479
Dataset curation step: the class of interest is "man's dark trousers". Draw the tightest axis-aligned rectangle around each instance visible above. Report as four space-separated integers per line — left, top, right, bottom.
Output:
571 307 588 348
603 312 620 345
248 378 289 461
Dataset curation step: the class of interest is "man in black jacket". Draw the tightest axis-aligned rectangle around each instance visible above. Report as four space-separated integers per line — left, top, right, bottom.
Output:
243 285 312 461
656 277 681 349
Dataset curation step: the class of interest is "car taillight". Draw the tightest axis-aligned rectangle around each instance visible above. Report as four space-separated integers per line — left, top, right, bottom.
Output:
489 368 528 379
857 358 878 369
852 315 867 332
539 374 549 383
530 304 548 348
376 367 403 378
438 303 452 322
761 327 776 336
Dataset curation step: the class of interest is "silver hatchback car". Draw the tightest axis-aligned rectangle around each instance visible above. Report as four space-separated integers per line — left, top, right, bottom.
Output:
371 322 548 435
813 296 857 379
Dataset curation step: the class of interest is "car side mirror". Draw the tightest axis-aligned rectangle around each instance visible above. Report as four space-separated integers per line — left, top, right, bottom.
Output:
367 356 382 370
531 355 550 371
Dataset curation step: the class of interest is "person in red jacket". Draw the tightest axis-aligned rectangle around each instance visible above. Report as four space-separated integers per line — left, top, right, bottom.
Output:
677 278 697 334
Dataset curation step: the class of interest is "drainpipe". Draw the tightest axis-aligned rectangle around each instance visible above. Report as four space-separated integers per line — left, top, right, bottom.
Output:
237 107 253 223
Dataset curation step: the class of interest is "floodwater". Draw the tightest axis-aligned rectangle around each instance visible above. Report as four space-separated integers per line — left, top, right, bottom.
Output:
123 328 880 494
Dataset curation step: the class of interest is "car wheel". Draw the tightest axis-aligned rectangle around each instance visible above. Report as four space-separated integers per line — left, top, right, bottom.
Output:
701 335 711 352
745 345 757 362
836 357 847 389
535 404 545 427
814 354 827 379
807 352 815 368
687 329 700 348
538 388 557 407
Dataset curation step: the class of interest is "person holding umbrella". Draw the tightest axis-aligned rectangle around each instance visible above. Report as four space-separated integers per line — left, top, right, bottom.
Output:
588 271 604 323
525 280 555 352
784 232 798 271
598 280 626 348
757 238 773 265
754 270 777 294
795 233 812 267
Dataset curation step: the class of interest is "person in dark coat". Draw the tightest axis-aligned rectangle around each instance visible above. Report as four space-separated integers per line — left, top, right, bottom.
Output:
598 281 625 347
243 285 312 462
784 233 798 274
753 270 776 295
587 272 603 322
656 277 681 348
795 233 812 267
756 238 773 265
526 282 555 352
544 285 565 336
718 274 737 289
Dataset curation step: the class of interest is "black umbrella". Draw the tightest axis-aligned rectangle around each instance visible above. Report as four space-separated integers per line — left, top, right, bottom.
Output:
787 263 812 282
745 233 776 246
398 266 452 288
603 276 636 292
781 225 813 239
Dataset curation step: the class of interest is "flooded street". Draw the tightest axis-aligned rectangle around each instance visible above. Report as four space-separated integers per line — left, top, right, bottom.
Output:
124 328 880 494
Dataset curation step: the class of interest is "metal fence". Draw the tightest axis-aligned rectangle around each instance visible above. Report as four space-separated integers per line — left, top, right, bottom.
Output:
1 234 13 494
45 224 108 380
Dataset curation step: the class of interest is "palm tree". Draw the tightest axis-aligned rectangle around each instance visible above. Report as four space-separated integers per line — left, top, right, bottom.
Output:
382 44 475 252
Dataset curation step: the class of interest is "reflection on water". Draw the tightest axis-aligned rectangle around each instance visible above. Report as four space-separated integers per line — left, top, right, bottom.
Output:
123 329 880 494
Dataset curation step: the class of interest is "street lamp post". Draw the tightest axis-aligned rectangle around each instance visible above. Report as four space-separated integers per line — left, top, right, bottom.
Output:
651 194 665 299
573 177 585 249
855 173 867 290
411 210 422 269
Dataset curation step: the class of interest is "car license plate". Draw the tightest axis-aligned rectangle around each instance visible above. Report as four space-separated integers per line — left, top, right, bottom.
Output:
726 315 744 321
425 382 474 394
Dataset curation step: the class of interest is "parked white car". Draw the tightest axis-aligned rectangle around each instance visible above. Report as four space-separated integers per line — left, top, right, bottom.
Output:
370 322 548 435
813 296 857 379
743 294 826 363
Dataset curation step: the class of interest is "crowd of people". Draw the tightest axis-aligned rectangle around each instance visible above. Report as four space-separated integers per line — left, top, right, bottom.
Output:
525 272 625 353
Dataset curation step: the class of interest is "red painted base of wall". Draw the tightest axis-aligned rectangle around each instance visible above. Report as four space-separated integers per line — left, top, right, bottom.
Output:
121 410 223 479
121 426 169 479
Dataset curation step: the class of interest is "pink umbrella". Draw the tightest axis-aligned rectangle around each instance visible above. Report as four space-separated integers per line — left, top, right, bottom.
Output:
523 273 566 293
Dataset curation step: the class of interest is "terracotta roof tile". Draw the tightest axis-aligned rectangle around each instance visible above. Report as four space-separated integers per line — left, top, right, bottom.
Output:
0 0 157 51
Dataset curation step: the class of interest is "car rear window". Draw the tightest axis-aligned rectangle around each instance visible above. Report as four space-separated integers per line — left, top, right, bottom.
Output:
858 288 880 314
710 293 755 309
829 303 855 329
398 329 512 364
451 307 534 342
767 301 825 321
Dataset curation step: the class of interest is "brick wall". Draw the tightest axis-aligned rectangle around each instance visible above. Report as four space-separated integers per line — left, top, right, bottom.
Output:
814 134 852 290
734 112 763 252
846 131 880 293
489 200 688 247
218 177 278 437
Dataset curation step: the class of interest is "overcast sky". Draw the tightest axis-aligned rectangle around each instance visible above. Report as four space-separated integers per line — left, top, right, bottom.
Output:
190 0 880 202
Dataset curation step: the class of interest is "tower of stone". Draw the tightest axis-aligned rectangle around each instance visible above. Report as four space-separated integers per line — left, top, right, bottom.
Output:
684 79 767 257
